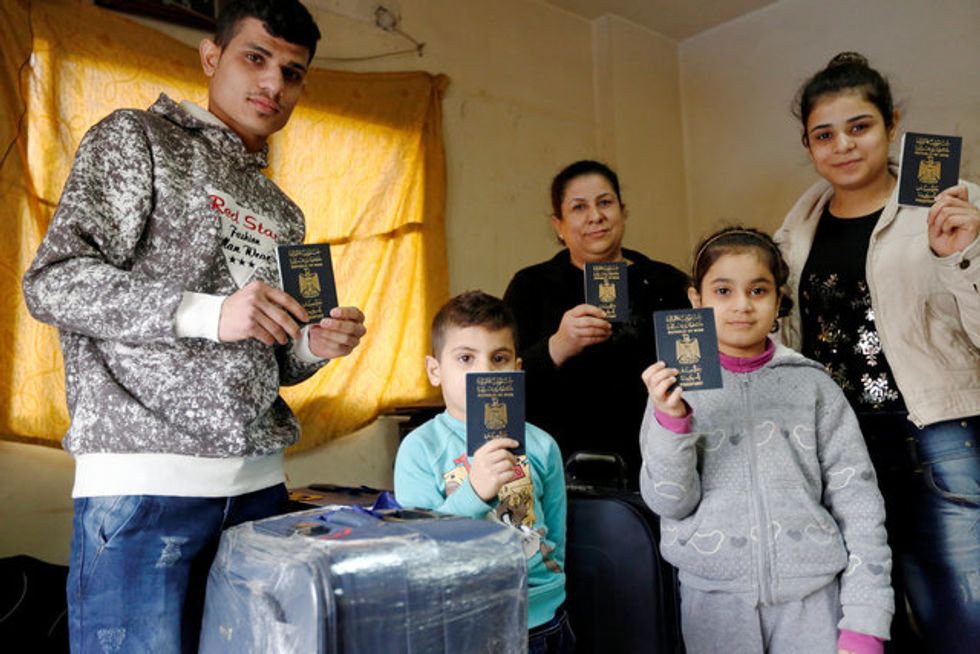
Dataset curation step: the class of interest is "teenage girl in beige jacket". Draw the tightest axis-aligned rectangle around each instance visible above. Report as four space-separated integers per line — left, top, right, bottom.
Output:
775 52 980 654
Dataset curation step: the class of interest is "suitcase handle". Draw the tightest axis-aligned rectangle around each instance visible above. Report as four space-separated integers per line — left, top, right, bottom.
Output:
565 450 628 490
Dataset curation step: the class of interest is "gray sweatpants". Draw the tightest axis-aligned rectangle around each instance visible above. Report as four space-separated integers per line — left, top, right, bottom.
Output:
680 581 841 654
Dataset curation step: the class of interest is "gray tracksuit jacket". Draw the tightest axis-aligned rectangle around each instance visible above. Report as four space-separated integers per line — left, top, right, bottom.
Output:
640 344 893 639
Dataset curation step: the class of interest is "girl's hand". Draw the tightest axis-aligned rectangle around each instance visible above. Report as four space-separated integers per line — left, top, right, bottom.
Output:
642 361 686 418
548 303 612 366
928 185 980 257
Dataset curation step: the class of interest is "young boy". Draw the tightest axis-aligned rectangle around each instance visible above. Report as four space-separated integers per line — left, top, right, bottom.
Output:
394 291 573 653
22 1 365 651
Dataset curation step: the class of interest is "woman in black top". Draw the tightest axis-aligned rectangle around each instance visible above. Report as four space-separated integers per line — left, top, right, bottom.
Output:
503 160 689 485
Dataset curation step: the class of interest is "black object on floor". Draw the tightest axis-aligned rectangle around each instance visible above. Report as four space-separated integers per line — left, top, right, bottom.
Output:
287 483 388 510
0 555 69 653
563 451 684 654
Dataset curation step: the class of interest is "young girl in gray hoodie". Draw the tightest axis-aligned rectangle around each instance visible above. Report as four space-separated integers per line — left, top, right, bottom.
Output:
640 227 892 654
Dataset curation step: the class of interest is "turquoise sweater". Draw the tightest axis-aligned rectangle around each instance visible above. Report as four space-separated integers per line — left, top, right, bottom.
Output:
394 411 567 629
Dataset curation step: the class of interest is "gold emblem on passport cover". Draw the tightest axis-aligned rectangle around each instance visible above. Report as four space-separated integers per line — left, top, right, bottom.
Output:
676 333 701 365
598 280 616 304
298 269 321 299
484 399 508 430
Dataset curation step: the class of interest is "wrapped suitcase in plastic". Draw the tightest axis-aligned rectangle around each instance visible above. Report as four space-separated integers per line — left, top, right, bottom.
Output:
199 505 529 654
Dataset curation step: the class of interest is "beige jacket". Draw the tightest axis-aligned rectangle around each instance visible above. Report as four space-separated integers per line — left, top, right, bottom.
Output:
775 178 980 427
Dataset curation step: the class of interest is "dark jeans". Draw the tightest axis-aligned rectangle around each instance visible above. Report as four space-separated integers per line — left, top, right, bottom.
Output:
529 604 576 654
859 413 980 654
67 484 287 654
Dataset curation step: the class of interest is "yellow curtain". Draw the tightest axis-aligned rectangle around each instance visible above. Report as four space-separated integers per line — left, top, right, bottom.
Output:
0 0 448 452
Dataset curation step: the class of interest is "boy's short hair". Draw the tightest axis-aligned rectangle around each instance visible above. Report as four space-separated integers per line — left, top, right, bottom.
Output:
431 291 518 358
215 0 321 63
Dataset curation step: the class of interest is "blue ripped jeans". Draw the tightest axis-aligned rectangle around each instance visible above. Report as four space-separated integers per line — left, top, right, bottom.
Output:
67 484 287 654
859 414 980 654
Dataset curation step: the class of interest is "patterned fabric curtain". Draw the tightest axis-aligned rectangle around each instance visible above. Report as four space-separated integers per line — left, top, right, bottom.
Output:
0 0 448 452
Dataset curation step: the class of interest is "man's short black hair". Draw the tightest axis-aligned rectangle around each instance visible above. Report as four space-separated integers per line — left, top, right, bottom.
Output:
215 0 321 63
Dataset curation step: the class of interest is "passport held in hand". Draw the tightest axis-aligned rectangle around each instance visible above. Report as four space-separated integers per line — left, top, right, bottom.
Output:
898 132 962 207
584 261 629 322
653 308 722 391
276 243 338 325
466 371 526 457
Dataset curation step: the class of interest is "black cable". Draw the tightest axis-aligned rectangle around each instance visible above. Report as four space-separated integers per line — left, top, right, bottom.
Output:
313 45 423 63
0 0 33 175
313 5 425 62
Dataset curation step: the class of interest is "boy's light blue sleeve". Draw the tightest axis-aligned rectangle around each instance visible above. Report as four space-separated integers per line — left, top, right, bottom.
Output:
393 431 492 519
538 431 568 570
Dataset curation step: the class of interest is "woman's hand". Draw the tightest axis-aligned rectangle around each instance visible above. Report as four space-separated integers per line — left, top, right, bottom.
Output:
548 303 612 366
928 185 980 257
641 361 687 418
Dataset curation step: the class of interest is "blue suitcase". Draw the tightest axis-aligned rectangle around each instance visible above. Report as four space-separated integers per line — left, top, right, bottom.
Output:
199 505 529 653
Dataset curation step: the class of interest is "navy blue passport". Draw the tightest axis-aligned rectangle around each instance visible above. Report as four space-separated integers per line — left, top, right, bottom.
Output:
466 371 525 457
275 243 338 325
898 132 962 207
584 261 629 322
653 308 722 391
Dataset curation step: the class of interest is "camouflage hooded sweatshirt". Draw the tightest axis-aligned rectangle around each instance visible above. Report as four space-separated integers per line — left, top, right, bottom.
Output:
23 95 326 472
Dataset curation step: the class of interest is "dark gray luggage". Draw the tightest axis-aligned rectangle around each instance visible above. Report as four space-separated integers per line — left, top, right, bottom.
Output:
564 452 684 653
0 556 69 652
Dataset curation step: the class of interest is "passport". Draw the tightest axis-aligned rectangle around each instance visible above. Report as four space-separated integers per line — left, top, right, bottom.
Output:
584 261 629 322
898 132 962 207
653 308 722 391
466 371 525 457
275 243 338 325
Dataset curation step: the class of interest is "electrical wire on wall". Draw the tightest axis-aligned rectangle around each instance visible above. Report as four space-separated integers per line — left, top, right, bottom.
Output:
313 6 425 63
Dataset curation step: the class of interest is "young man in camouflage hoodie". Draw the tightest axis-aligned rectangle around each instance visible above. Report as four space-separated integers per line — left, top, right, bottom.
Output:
22 1 366 651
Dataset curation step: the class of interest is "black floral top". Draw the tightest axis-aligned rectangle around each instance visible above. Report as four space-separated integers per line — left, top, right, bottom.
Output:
799 206 904 414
